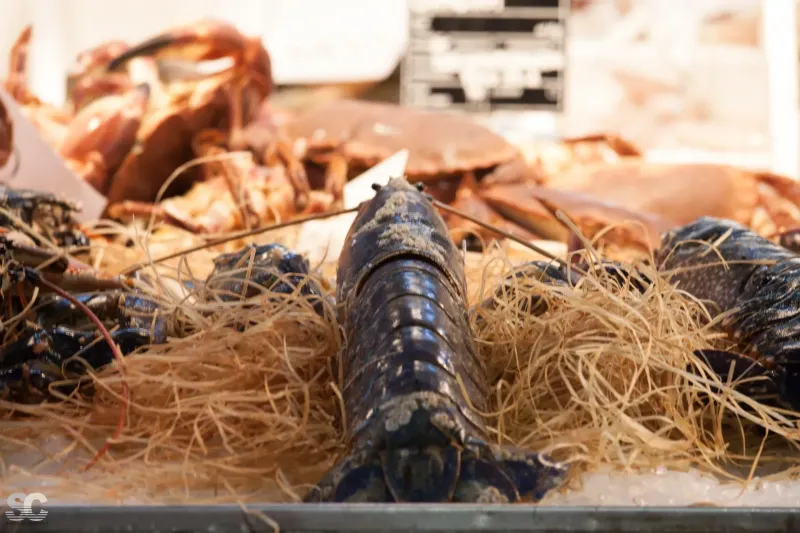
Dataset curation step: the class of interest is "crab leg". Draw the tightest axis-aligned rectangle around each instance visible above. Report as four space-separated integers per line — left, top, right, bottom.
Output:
5 25 33 104
323 152 348 208
0 98 11 169
562 133 643 158
265 139 311 210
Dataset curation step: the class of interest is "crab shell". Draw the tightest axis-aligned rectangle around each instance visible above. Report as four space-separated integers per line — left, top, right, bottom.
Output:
283 99 536 202
543 160 800 237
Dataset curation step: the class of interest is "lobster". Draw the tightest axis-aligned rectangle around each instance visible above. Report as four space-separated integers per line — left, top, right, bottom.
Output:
656 217 800 411
1 240 325 402
1 289 165 403
305 177 567 503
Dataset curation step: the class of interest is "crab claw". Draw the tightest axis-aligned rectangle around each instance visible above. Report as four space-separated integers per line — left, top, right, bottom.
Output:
59 83 150 193
107 18 272 96
5 25 33 103
305 394 566 503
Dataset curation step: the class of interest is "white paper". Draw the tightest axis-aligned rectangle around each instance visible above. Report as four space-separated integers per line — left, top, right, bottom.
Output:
0 88 107 221
295 149 409 265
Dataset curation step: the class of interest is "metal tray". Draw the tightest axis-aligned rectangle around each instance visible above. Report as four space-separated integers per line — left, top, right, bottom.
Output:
5 505 800 533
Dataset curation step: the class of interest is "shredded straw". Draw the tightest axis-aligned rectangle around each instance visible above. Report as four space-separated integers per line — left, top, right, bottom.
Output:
1 216 799 504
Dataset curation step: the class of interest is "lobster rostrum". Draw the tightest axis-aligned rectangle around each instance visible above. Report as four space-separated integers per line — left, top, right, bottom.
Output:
306 177 566 503
656 217 800 410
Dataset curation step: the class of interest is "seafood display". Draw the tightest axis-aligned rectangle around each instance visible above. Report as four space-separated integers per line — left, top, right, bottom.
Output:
3 10 800 513
307 178 565 503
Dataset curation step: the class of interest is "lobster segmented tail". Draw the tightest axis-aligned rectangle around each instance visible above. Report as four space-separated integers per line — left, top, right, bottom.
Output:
306 177 567 503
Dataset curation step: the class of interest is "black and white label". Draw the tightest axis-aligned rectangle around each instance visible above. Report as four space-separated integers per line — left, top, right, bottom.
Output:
401 0 568 113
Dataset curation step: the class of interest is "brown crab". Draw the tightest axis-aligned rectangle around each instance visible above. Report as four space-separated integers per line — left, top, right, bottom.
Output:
479 183 669 253
281 99 539 205
2 26 154 193
471 131 800 253
541 158 800 240
59 84 151 191
440 132 654 250
99 18 274 207
509 133 643 184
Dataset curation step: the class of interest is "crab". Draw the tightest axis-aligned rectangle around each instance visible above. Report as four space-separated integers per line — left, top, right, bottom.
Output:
105 145 327 234
538 155 800 242
512 133 643 182
443 132 657 251
281 99 540 206
452 131 800 255
478 183 670 253
0 27 153 194
96 18 274 207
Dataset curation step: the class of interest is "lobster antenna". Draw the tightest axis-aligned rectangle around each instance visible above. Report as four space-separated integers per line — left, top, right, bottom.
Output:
432 198 579 273
121 205 360 275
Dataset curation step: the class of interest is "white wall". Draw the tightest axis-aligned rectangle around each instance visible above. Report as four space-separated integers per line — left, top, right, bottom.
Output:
1 0 407 106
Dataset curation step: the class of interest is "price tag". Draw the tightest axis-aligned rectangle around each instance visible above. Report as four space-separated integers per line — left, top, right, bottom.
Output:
401 0 569 114
0 88 107 222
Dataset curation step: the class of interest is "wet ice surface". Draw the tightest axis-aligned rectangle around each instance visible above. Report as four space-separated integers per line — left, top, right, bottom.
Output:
542 466 800 507
5 439 800 506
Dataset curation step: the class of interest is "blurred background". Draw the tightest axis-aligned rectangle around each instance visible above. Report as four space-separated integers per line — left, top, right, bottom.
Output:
1 0 797 175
